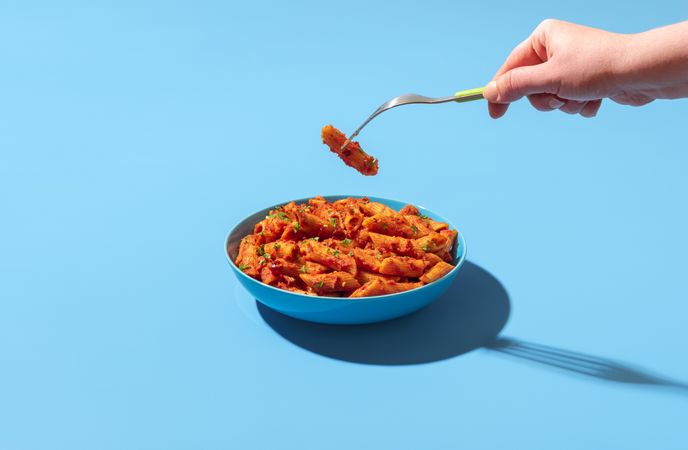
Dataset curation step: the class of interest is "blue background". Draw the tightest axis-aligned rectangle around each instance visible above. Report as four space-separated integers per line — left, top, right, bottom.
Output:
2 1 687 449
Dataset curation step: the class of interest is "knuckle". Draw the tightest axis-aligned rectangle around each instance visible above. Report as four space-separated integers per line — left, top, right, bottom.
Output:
538 18 559 31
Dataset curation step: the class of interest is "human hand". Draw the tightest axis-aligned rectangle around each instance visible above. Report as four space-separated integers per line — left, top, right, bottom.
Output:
483 19 688 118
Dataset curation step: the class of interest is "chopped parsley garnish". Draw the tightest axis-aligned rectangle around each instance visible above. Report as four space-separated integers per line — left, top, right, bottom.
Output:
293 221 300 232
422 245 430 252
259 259 267 266
268 212 291 222
411 225 418 234
274 243 281 250
257 245 266 256
258 231 264 237
312 236 320 241
299 265 308 274
348 251 354 256
330 217 338 228
333 250 340 257
342 238 351 246
382 222 389 230
315 281 324 289
238 263 249 271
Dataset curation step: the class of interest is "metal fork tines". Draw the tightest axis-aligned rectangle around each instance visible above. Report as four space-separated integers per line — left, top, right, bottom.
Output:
340 88 484 151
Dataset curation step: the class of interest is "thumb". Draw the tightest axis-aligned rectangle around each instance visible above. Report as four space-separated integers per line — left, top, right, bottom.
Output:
483 63 558 103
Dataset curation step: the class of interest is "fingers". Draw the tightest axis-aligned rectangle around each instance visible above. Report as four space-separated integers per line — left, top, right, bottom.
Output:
580 99 602 117
492 37 546 79
521 94 603 117
484 63 559 103
558 100 587 115
486 35 548 119
610 93 654 106
488 102 509 119
528 93 566 111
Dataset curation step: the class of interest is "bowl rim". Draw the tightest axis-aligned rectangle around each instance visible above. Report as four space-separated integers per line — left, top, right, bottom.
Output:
224 194 467 302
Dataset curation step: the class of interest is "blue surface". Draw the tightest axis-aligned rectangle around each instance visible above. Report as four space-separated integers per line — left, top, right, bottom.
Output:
1 1 687 449
226 195 466 324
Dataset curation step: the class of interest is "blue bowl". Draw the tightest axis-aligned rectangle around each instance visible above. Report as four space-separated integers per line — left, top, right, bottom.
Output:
225 195 466 324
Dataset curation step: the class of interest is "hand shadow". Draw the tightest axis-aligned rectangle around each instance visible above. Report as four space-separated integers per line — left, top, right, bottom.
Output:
257 261 511 365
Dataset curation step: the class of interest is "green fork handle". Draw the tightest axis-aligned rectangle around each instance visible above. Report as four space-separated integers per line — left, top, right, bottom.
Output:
454 87 485 103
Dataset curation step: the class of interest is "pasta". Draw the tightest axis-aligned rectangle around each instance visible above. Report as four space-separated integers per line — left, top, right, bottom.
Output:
234 197 457 298
322 125 379 176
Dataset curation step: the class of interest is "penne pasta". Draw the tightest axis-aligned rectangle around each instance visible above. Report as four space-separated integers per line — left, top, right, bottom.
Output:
413 233 449 254
368 232 419 257
351 247 384 272
295 210 335 239
253 217 289 244
361 201 396 217
362 214 417 238
260 265 280 285
440 229 458 252
349 279 423 298
378 256 427 278
300 239 357 275
403 215 434 237
300 272 362 294
420 261 455 284
321 125 378 176
355 270 401 285
421 252 444 269
399 204 420 215
234 197 457 297
263 241 298 260
235 235 263 278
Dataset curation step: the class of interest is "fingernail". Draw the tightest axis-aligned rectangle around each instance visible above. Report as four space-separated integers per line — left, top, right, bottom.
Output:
549 98 566 109
484 81 499 102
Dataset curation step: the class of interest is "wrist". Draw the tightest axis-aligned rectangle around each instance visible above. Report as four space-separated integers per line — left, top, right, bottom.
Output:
607 32 642 95
612 22 688 99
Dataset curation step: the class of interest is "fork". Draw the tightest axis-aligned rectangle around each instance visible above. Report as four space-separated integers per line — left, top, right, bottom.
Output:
340 87 485 150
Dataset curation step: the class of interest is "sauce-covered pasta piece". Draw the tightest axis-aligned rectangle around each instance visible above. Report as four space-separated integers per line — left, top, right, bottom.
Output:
321 125 378 176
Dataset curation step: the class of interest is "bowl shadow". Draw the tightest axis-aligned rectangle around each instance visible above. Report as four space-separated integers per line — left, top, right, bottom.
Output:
257 261 510 365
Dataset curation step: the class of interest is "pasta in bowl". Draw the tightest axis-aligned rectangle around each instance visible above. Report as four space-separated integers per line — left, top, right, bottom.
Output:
226 196 466 324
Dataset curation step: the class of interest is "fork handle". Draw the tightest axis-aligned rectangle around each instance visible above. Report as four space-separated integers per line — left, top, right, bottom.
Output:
453 87 485 103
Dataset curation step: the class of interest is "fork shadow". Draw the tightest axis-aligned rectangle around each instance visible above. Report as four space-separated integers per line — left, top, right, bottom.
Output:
485 337 688 392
